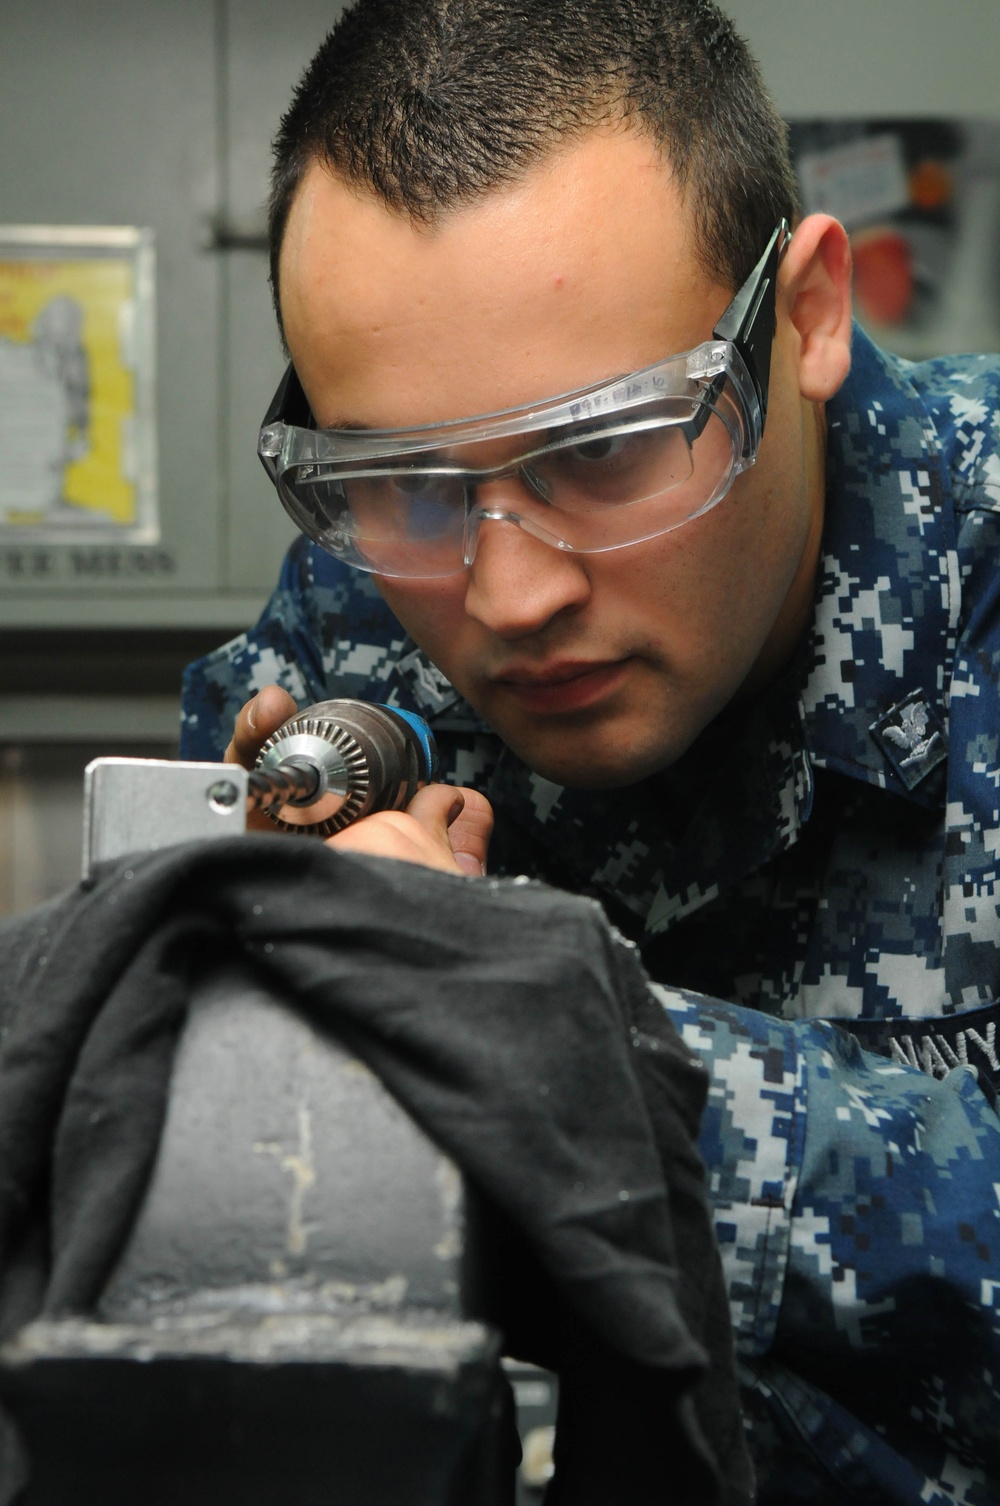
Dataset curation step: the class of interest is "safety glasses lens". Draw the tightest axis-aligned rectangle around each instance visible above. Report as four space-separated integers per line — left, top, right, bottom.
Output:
277 400 739 576
525 418 695 510
280 470 468 577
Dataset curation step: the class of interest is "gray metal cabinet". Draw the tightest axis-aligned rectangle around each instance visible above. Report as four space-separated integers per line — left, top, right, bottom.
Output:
0 0 343 631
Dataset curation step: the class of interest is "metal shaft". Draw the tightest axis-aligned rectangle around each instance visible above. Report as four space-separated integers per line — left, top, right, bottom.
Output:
246 759 321 815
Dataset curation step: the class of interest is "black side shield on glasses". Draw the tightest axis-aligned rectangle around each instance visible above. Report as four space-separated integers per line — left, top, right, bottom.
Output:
262 361 315 432
713 219 790 426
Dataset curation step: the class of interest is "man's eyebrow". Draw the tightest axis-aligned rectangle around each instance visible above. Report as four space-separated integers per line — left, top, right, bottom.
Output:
317 418 372 432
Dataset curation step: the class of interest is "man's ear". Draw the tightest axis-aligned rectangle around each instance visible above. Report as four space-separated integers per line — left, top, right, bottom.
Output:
780 214 853 403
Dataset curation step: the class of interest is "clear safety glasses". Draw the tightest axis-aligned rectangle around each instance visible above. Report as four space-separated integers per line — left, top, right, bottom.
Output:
258 221 790 579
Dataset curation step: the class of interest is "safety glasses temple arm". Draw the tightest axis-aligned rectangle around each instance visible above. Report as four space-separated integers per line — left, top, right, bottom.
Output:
711 219 791 426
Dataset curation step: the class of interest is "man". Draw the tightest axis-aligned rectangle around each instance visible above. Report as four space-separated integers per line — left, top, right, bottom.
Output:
181 2 1000 1500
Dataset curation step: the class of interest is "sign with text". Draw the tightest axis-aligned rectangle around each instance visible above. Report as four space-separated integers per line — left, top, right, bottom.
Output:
0 226 157 542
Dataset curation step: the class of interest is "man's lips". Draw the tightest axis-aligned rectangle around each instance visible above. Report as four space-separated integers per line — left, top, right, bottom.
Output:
492 659 631 713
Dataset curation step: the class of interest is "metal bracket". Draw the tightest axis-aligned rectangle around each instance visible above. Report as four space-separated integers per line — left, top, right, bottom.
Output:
82 758 248 877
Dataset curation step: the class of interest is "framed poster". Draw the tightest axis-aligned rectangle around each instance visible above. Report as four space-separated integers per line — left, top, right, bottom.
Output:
0 225 157 542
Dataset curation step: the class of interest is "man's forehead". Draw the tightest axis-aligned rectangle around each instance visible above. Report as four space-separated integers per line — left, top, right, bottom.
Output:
278 131 731 427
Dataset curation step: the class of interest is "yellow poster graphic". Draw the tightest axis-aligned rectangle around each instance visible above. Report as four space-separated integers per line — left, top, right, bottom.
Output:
0 227 157 540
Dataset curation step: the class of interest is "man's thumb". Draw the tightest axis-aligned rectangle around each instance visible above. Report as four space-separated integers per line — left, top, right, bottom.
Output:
407 783 493 877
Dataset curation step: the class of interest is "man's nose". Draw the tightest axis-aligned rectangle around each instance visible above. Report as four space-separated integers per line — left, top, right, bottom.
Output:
462 488 591 639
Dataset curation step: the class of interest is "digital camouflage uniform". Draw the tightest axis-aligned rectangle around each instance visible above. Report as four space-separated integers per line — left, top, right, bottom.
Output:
182 329 1000 1503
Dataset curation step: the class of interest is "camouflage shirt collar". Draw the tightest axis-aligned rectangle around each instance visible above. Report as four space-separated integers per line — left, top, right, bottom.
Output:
798 324 957 807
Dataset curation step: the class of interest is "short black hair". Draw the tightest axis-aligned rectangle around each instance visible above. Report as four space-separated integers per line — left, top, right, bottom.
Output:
269 0 798 327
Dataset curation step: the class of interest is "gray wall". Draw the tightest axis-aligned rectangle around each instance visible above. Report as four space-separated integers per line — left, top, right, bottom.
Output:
726 1 1000 116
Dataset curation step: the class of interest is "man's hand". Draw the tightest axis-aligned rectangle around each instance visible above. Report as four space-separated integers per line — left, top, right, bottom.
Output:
224 685 493 872
327 783 493 876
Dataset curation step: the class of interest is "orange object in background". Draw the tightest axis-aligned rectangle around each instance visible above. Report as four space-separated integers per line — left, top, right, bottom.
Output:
851 227 915 327
908 159 954 212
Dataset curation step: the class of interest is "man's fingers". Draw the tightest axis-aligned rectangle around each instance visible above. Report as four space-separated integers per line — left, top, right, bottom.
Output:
326 809 453 871
224 685 299 770
442 785 494 876
325 784 494 876
406 783 494 876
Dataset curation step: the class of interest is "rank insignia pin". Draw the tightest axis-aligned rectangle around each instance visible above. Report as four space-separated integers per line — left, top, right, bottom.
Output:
869 688 947 791
395 648 461 716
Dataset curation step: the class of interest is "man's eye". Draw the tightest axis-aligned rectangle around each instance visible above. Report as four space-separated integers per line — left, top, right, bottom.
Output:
566 433 631 463
393 470 437 497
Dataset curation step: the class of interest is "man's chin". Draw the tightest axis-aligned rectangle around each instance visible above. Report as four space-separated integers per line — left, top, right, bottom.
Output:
500 731 688 792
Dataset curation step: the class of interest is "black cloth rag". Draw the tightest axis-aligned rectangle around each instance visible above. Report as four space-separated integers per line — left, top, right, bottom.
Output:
0 837 752 1505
